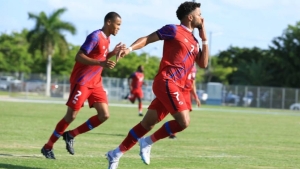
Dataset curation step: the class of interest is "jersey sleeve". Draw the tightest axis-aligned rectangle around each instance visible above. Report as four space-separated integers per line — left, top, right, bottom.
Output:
156 24 177 40
80 31 99 55
129 72 136 78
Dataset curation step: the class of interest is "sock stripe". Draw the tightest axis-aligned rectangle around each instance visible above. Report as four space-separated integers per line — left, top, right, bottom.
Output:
129 129 139 141
164 122 173 135
53 130 61 138
86 119 93 130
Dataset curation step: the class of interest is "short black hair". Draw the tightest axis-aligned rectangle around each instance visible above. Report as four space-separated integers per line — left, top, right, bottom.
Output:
137 65 143 71
176 1 201 20
104 12 121 22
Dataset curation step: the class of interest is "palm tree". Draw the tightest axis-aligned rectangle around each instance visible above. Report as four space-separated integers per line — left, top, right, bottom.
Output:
27 8 76 96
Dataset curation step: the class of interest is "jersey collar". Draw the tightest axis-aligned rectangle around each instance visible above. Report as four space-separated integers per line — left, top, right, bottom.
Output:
99 29 108 39
180 24 192 32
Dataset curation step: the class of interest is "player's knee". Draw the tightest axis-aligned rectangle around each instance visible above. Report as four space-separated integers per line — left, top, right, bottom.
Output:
65 108 78 123
178 119 190 129
97 112 110 122
141 121 156 131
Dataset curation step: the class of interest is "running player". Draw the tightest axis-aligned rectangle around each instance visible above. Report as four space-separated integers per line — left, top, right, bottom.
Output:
41 12 125 159
127 65 146 116
106 1 208 168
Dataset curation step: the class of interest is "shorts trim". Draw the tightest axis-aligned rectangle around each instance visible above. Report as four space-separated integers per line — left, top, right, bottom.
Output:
67 84 78 103
166 79 177 111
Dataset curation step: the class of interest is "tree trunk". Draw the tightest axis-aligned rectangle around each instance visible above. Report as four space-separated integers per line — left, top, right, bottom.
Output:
45 54 52 97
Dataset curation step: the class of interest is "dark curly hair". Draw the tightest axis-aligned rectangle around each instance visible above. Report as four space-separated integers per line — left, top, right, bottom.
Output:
176 1 201 20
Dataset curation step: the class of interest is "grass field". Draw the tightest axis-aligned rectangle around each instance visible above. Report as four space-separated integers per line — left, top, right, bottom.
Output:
0 100 299 169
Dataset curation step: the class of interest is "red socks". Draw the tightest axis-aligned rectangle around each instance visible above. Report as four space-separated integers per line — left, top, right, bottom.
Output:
69 115 102 137
44 118 69 149
151 120 184 143
119 122 148 152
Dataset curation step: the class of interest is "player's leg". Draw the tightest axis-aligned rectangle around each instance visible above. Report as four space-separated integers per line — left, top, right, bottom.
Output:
63 86 107 154
106 98 169 168
41 84 86 159
139 110 190 164
137 90 144 116
169 90 192 139
128 90 136 104
137 97 143 116
138 79 190 164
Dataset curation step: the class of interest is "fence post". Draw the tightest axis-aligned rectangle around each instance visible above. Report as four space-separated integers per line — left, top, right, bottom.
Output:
257 87 260 108
296 89 299 103
282 88 285 109
270 88 273 109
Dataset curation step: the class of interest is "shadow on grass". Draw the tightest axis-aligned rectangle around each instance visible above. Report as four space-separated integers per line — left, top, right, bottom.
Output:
0 163 44 169
87 132 127 137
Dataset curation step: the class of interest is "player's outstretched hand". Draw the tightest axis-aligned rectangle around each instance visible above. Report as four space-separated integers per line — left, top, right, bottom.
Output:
114 42 126 62
113 42 126 54
100 60 116 69
116 47 131 62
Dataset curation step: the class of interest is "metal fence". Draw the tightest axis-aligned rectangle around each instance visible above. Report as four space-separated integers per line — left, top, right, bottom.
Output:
196 83 299 109
0 73 299 110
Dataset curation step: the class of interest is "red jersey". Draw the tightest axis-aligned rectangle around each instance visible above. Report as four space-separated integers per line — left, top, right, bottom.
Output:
69 29 110 88
155 24 200 89
130 72 144 90
184 65 197 91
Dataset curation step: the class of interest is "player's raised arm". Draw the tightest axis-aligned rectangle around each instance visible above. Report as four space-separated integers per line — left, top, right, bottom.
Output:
196 17 209 68
117 32 160 61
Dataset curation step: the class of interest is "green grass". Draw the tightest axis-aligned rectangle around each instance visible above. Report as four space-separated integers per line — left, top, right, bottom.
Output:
0 101 299 169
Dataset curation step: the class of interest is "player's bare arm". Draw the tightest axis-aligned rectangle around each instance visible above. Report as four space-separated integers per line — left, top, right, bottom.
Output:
192 80 201 107
117 32 160 60
75 50 116 69
196 18 209 68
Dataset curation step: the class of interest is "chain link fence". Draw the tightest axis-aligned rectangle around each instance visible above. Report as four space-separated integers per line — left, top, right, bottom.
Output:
0 73 299 110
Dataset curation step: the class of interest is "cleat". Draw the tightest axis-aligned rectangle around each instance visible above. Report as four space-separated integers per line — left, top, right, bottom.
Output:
106 150 119 169
63 131 75 155
41 147 56 159
138 113 144 117
169 134 177 139
123 94 129 99
129 99 135 104
139 137 152 165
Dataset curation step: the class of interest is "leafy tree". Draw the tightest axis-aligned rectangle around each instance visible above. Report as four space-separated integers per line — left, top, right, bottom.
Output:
217 46 272 85
203 56 233 84
231 59 275 86
0 29 33 78
52 44 80 76
269 21 300 88
27 8 76 96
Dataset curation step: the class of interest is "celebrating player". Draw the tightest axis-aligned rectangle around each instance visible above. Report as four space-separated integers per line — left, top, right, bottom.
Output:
106 1 208 168
127 65 147 116
41 12 125 159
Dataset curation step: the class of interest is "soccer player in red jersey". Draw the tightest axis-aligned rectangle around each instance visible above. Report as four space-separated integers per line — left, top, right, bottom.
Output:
106 2 208 168
40 12 125 159
169 65 201 139
127 65 146 116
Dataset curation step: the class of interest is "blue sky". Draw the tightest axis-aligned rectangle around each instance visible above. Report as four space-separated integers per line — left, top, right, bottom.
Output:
0 0 299 57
